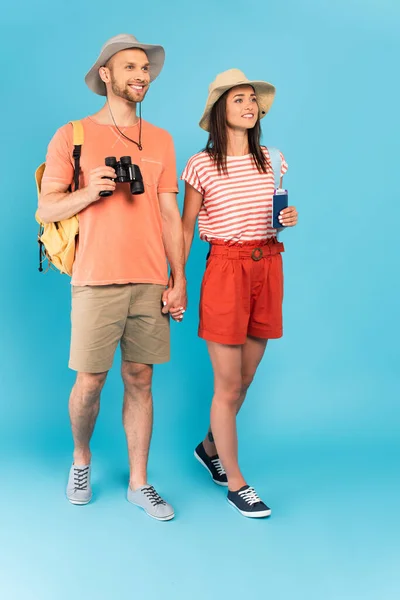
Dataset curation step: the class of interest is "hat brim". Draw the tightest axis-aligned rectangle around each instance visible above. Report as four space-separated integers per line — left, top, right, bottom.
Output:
85 42 165 96
199 80 276 132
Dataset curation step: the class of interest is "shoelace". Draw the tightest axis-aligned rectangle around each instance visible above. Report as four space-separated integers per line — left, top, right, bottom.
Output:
143 486 166 506
73 466 89 491
211 458 226 477
239 487 262 506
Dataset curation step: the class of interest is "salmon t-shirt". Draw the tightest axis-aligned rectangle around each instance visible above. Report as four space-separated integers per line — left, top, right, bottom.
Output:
42 117 179 286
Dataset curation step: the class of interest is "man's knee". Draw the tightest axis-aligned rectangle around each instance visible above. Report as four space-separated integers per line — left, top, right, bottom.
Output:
122 362 153 394
75 372 107 399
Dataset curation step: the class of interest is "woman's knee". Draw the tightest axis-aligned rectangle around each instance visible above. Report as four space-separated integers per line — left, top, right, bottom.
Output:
241 372 255 394
214 380 242 407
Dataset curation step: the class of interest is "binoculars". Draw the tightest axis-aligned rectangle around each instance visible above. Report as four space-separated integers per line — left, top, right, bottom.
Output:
100 156 145 197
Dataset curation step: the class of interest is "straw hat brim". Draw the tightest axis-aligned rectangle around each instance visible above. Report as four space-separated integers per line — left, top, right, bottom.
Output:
199 80 276 132
85 41 165 96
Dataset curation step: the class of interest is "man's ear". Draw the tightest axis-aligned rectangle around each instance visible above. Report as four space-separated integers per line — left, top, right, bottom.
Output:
99 66 110 84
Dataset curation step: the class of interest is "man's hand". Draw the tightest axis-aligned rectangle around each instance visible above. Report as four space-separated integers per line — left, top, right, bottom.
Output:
278 206 298 227
86 166 117 204
162 277 187 322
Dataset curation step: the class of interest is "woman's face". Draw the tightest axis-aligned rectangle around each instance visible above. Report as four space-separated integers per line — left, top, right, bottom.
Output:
225 85 259 130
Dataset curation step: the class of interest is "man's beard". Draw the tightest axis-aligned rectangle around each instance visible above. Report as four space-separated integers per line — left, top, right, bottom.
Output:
110 74 147 103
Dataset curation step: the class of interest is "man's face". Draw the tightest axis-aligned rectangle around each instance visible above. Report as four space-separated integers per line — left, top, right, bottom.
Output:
104 48 151 103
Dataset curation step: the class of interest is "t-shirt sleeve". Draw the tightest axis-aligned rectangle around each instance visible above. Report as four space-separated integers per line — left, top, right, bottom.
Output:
181 156 204 195
280 151 288 177
158 133 179 193
42 124 74 186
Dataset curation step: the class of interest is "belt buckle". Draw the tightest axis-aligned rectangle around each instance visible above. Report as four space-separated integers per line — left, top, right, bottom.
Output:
251 247 263 261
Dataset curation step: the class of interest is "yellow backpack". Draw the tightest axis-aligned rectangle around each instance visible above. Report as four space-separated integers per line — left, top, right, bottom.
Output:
35 120 84 275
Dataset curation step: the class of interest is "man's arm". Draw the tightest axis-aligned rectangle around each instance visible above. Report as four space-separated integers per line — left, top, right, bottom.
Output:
158 192 187 318
38 166 117 223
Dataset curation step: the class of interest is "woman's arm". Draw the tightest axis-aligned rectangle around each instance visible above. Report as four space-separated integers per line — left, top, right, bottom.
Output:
182 182 203 263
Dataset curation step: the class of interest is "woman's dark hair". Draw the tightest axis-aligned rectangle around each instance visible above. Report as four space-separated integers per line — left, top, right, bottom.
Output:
204 89 268 176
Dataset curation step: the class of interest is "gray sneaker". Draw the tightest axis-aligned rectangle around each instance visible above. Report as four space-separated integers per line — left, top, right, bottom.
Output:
66 464 92 505
127 485 174 521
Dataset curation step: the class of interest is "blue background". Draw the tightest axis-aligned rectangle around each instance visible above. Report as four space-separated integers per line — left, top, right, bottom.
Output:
1 0 399 598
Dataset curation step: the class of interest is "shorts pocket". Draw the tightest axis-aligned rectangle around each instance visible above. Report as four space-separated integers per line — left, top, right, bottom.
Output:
201 257 217 289
72 285 94 298
274 253 284 302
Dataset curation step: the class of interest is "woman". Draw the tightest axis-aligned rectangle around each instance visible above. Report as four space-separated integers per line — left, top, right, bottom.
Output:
178 69 298 518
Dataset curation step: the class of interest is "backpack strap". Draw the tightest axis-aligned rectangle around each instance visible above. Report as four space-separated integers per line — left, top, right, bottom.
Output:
70 120 84 191
267 147 282 190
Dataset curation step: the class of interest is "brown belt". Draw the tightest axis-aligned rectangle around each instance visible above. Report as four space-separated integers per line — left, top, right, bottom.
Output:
209 240 284 261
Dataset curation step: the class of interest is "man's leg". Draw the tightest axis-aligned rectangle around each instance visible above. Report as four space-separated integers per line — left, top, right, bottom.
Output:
121 361 153 490
66 371 107 504
68 284 130 504
69 284 129 464
69 371 107 466
121 284 174 520
122 360 174 520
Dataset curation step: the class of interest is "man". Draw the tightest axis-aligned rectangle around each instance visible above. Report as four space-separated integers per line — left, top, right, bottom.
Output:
38 34 186 521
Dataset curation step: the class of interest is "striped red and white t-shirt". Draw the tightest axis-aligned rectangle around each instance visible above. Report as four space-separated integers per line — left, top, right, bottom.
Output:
181 147 288 242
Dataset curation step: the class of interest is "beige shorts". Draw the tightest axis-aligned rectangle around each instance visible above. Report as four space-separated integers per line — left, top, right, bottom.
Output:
69 284 170 373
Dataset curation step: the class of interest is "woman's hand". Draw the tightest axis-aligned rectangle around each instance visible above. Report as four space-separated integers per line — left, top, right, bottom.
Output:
279 206 298 227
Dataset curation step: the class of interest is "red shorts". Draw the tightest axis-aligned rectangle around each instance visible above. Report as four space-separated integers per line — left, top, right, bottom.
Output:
199 238 284 345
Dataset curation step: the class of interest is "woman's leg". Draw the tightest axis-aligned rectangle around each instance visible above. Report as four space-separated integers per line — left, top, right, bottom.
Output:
206 341 245 491
203 336 268 456
237 336 268 414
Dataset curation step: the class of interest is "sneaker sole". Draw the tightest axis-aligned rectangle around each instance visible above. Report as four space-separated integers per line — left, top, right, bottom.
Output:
227 498 272 518
194 450 228 487
127 498 175 521
67 495 92 505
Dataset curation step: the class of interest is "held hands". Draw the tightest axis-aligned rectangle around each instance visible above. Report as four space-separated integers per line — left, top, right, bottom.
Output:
86 166 117 204
278 206 298 227
162 275 187 322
